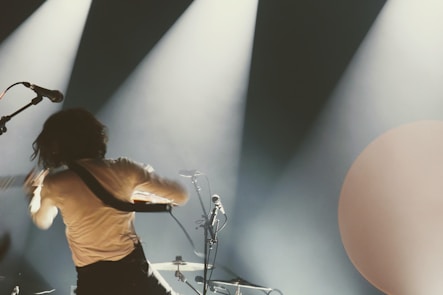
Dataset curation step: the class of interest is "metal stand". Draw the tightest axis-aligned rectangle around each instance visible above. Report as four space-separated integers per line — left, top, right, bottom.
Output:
0 95 43 135
175 270 202 295
175 170 229 295
189 174 213 295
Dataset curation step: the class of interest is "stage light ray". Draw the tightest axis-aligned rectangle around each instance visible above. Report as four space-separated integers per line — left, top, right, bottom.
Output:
330 0 443 133
333 2 443 294
0 0 92 173
99 0 258 210
235 1 443 294
0 0 92 292
97 0 258 293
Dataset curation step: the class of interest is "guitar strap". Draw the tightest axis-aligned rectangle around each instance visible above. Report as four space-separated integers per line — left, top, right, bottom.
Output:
68 161 171 213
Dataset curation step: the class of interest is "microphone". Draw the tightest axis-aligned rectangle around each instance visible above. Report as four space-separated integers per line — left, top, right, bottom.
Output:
178 169 201 178
212 194 225 215
22 82 64 102
209 206 218 228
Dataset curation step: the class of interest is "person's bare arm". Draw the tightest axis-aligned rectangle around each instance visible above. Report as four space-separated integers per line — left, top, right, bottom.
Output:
24 169 58 229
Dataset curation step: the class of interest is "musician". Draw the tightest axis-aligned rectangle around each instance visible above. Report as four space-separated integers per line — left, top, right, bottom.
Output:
24 108 188 295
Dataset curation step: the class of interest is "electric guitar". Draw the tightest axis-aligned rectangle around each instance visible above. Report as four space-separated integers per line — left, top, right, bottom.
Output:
0 174 26 191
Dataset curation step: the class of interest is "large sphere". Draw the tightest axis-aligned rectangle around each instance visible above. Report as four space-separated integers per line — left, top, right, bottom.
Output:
339 121 443 295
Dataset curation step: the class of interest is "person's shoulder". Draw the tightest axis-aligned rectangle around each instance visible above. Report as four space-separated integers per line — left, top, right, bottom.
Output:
78 157 130 166
106 157 137 166
104 157 141 168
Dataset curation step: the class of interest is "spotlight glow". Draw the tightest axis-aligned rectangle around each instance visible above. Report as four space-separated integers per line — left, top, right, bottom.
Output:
97 1 258 293
0 0 92 292
0 0 92 176
100 0 258 205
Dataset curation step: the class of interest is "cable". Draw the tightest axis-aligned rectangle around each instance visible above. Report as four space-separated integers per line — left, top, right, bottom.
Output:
0 82 26 100
168 209 204 258
217 213 228 232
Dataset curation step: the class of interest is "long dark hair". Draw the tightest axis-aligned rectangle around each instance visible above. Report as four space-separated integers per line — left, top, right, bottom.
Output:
31 108 108 168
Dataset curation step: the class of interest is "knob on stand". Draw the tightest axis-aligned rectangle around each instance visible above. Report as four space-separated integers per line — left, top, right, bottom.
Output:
175 270 201 295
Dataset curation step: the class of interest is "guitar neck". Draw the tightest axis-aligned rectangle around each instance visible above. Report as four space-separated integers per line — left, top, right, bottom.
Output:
0 174 27 191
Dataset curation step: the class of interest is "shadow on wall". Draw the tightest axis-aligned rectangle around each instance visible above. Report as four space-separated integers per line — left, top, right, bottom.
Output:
64 0 193 112
0 0 45 43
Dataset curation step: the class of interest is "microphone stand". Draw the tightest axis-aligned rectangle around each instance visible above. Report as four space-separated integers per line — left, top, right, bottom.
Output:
189 174 213 295
0 95 43 135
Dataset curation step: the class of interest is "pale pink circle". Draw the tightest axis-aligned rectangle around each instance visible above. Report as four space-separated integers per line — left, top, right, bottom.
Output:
339 120 443 295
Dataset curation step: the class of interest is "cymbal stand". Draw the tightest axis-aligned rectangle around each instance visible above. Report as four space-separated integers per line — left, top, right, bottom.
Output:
174 269 202 295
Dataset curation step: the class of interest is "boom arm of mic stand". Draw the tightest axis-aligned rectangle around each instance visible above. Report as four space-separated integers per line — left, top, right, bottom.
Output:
0 95 44 136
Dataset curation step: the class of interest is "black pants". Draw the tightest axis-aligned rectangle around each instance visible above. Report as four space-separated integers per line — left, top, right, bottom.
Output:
75 244 172 295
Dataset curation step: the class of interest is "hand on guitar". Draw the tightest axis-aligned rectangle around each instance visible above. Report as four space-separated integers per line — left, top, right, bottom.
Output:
132 191 175 205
